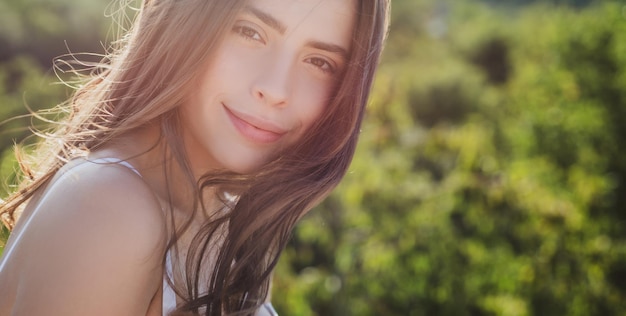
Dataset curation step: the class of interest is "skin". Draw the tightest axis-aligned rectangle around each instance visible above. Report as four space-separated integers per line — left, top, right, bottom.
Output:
181 0 356 175
0 0 356 315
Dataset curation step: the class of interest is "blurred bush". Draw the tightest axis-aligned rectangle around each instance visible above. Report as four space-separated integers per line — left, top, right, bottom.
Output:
274 1 626 316
1 0 626 315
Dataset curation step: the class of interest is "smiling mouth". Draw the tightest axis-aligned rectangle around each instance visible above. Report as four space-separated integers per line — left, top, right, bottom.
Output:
223 105 287 144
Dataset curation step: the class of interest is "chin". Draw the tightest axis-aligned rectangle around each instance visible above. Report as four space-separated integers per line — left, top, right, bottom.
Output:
211 146 280 175
222 158 270 175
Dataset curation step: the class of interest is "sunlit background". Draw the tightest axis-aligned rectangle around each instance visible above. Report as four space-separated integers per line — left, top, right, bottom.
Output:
1 0 625 315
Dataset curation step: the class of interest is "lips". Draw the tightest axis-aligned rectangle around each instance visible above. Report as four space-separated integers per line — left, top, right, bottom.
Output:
223 104 287 144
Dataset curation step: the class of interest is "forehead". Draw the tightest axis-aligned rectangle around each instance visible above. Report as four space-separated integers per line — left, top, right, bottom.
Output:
243 0 357 44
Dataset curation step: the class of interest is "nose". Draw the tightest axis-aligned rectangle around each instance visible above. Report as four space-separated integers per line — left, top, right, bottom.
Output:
251 55 291 108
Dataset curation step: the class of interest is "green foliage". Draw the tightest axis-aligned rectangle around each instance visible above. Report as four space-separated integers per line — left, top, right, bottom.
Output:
0 0 129 68
274 1 626 315
1 0 626 315
0 57 68 195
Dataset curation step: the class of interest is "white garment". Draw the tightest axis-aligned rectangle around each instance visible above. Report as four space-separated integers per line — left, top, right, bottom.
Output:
162 254 278 316
95 158 278 315
162 252 177 315
0 157 141 272
0 157 278 315
89 157 142 177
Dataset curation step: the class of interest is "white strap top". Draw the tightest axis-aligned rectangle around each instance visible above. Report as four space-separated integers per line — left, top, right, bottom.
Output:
163 254 279 316
0 157 142 272
163 252 177 315
89 157 142 177
88 159 174 315
92 159 278 315
0 157 277 316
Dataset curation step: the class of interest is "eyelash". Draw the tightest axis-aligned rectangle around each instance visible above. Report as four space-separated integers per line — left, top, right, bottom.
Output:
232 25 265 44
305 57 336 75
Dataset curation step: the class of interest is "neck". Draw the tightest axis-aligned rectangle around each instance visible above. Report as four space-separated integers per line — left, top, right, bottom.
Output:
90 124 222 225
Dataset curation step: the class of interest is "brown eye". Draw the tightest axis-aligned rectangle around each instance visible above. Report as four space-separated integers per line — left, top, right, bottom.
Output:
306 57 335 75
233 24 265 44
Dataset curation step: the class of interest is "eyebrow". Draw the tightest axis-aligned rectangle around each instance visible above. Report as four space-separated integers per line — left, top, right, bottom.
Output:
307 41 350 61
243 6 351 60
244 6 287 35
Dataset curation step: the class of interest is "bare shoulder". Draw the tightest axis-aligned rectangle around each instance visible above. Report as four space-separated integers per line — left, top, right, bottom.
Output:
40 160 167 253
9 161 166 315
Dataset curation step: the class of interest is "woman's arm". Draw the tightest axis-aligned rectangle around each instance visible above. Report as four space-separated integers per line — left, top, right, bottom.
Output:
8 163 166 316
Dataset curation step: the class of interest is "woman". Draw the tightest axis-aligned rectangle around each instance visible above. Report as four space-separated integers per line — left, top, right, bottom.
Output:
0 0 389 314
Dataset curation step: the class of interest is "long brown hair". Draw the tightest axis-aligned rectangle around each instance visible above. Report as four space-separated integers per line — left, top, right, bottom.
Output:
0 0 390 314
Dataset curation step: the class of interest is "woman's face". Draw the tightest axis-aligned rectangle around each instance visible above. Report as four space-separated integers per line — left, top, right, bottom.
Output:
180 0 356 174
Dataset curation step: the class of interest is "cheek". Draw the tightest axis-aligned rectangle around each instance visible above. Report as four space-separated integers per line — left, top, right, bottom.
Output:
289 82 334 142
202 41 256 85
299 76 335 118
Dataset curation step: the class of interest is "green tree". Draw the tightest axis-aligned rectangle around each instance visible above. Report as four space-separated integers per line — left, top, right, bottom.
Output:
273 2 626 315
2 1 626 315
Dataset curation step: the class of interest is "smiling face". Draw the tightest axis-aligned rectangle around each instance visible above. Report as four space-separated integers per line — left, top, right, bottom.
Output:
180 0 356 175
